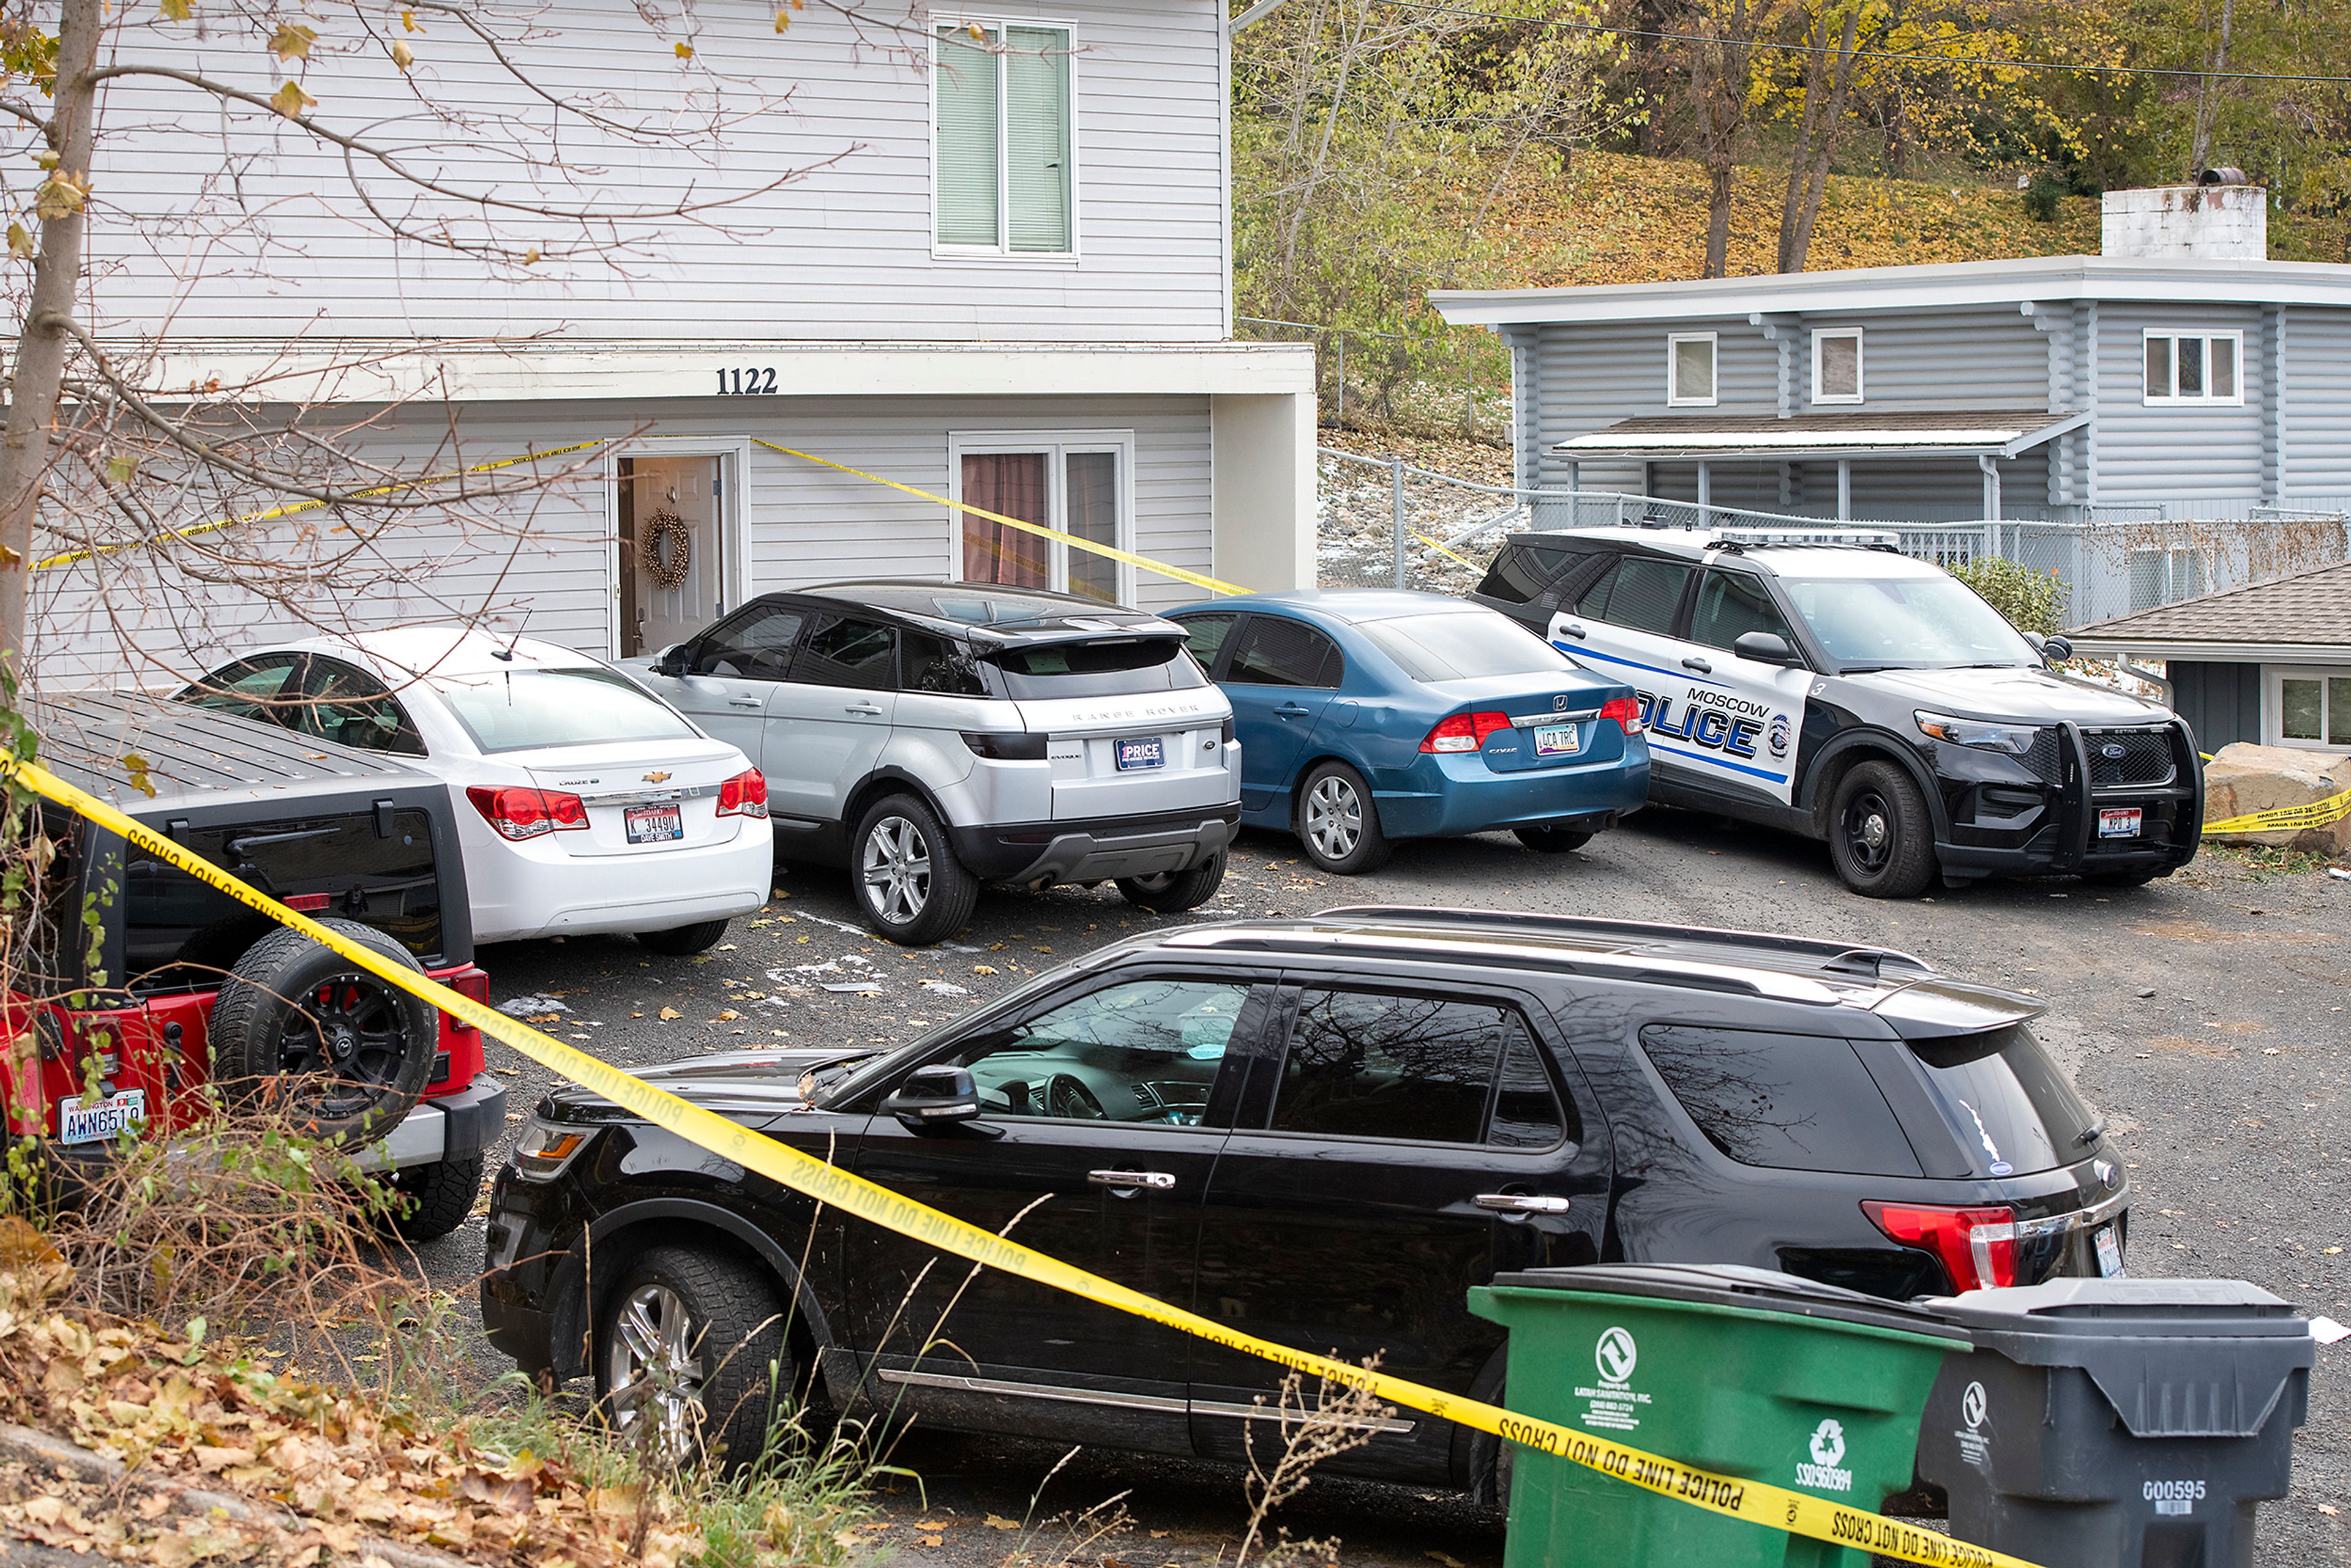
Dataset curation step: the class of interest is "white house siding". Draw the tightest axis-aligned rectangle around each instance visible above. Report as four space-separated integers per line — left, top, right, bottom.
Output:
58 0 1228 343
30 394 1213 688
2091 302 2267 505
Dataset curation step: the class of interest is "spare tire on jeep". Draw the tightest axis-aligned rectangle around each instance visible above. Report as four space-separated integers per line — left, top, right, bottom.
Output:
208 918 439 1146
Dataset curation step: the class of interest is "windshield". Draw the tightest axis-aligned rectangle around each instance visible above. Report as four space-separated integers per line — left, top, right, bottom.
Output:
983 639 1206 700
1779 576 2038 670
432 667 699 753
1357 612 1567 682
1908 1024 2099 1177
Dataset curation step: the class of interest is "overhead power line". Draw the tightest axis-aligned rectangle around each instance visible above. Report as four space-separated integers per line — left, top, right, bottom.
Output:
1374 0 2351 86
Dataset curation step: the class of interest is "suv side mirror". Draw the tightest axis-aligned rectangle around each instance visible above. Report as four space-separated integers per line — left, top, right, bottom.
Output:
1733 631 1801 666
653 643 691 677
2039 634 2073 663
881 1063 982 1128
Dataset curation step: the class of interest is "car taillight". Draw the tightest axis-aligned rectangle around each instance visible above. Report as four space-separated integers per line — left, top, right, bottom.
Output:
1599 696 1646 735
446 967 490 1033
1420 711 1513 754
716 767 770 819
1862 1200 2019 1292
468 784 590 841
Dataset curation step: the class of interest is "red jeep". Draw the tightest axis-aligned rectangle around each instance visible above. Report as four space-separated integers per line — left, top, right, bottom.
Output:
6 694 505 1238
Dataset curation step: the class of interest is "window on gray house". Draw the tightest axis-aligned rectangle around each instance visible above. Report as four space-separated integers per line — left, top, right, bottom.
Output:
1813 328 1863 403
2143 331 2241 405
1668 332 1717 406
935 23 1073 254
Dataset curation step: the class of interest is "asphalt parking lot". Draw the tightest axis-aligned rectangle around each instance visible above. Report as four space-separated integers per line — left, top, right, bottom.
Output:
417 809 2351 1568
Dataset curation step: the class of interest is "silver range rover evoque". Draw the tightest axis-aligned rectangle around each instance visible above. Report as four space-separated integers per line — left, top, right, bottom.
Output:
624 580 1240 945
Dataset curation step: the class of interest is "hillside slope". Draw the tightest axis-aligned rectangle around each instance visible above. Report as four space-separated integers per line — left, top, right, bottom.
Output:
1452 149 2341 288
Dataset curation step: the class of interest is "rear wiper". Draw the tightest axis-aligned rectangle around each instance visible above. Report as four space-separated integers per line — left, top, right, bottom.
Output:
2076 1114 2107 1146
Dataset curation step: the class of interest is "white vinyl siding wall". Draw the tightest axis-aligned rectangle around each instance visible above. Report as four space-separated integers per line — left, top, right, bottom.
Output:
53 0 1223 342
29 396 1213 686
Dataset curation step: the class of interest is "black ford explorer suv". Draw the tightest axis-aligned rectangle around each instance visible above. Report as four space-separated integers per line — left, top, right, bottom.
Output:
480 907 2127 1484
1469 528 2201 897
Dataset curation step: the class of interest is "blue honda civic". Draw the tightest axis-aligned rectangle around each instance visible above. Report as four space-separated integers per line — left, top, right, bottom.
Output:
1166 590 1650 873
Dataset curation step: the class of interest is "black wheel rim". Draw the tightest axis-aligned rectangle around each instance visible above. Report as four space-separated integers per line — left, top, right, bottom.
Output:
1840 790 1895 874
275 972 410 1117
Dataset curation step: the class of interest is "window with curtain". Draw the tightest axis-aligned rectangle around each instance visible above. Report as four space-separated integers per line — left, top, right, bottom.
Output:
934 23 1073 254
958 443 1127 601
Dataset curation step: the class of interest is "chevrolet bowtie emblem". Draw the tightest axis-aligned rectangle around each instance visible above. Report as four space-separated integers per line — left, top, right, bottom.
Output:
642 770 672 784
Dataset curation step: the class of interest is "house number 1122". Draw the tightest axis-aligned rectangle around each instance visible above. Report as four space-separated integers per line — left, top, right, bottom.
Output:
717 367 779 394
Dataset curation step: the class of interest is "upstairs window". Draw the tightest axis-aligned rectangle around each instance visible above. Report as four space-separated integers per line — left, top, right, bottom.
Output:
1667 332 1717 406
934 22 1074 256
1812 328 1863 404
2143 330 2241 406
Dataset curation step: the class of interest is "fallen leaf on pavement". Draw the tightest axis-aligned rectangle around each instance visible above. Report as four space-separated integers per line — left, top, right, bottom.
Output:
658 1007 682 1021
984 1514 1021 1529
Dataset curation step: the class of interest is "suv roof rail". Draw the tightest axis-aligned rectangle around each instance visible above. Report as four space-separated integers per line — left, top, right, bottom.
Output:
1314 904 1935 980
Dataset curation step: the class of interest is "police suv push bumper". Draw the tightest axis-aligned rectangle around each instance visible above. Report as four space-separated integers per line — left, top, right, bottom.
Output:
1927 719 2201 881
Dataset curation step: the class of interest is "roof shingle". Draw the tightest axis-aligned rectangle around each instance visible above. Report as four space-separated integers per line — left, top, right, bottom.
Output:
2069 559 2351 650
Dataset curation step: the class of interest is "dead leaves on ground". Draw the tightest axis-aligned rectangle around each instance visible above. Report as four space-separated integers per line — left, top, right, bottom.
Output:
0 1248 701 1567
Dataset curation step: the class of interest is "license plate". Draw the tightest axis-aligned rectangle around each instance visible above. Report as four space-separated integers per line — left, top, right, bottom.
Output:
1533 723 1582 757
2094 1223 2126 1278
60 1089 146 1146
1116 737 1165 771
625 803 684 844
2098 806 2143 839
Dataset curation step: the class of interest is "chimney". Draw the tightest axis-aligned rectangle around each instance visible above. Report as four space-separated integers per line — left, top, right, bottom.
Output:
2101 178 2267 261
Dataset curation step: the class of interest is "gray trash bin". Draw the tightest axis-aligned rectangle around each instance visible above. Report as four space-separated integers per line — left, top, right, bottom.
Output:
1915 1278 2315 1568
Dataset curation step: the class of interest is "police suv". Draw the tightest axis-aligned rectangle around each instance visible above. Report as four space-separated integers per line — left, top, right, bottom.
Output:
1470 527 2202 898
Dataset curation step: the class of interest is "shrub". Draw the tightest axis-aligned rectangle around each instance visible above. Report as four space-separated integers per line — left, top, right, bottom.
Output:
1952 555 2069 636
2022 171 2068 223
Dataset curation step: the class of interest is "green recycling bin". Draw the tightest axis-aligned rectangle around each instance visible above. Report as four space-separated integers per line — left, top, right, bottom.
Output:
1468 1264 1970 1568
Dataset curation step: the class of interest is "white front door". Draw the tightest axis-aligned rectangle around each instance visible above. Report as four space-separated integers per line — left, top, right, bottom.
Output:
623 456 724 658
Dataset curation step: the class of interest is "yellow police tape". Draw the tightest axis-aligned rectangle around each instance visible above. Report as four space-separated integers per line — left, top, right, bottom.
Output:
31 440 612 572
4 756 2042 1568
2203 786 2351 837
751 438 1251 599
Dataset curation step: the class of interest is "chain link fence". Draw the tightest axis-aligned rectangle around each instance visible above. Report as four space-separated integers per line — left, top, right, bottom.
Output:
1319 447 2351 627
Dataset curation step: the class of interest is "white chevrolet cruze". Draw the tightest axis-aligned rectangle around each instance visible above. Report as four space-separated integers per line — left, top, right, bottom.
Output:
174 626 773 952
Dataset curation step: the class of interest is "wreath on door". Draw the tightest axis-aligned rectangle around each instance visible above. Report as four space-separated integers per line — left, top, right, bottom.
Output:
640 509 692 589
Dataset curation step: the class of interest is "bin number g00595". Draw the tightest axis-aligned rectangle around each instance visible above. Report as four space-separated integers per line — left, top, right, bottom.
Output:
716 367 779 395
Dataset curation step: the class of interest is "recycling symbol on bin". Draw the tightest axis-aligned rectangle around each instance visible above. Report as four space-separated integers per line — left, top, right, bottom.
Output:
1595 1326 1638 1384
1961 1381 1989 1431
1809 1418 1847 1468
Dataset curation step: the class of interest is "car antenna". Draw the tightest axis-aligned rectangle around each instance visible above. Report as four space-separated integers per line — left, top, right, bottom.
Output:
490 612 533 662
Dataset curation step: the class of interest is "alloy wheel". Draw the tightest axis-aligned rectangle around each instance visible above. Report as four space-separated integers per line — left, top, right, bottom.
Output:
1304 774 1363 861
1841 789 1894 874
604 1281 706 1463
277 974 409 1119
861 816 932 925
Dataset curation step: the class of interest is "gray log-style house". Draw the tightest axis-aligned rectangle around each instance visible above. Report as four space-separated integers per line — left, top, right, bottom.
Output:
1430 184 2351 530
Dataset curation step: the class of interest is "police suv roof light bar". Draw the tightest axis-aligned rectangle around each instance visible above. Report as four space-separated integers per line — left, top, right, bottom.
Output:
1707 527 1903 552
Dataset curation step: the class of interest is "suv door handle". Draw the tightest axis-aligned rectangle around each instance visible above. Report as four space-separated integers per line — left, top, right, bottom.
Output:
1681 656 1713 674
844 702 884 717
727 696 764 708
1089 1169 1176 1192
1474 1192 1571 1214
1275 702 1312 719
1558 621 1586 640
